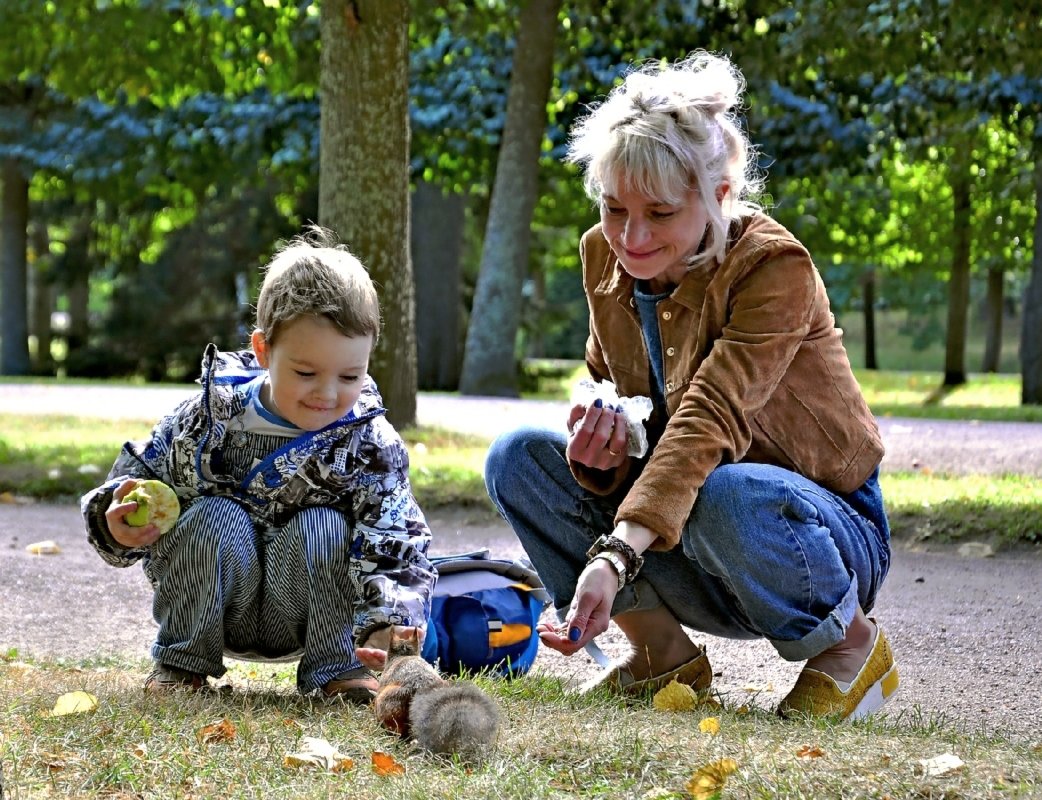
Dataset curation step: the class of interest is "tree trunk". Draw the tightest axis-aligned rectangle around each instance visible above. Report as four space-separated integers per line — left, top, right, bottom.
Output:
1 159 30 375
862 266 877 370
459 0 561 397
981 266 1004 373
411 181 465 391
1022 146 1042 404
29 223 53 374
63 214 92 373
943 154 971 387
319 0 416 427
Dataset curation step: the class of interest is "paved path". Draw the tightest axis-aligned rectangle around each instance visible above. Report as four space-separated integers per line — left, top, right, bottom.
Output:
2 384 1041 742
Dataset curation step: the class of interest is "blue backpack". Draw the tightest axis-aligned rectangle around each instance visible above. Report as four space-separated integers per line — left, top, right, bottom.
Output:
421 550 551 678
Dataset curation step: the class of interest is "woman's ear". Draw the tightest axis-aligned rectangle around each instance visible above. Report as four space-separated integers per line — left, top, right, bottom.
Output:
715 181 731 204
251 330 270 368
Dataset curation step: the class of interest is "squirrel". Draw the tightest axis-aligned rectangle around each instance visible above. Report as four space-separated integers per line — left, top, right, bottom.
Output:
374 627 501 762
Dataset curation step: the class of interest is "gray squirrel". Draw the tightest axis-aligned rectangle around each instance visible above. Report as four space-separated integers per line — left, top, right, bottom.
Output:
374 627 501 762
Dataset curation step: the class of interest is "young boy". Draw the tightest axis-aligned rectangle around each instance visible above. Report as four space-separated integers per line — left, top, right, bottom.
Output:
81 227 434 702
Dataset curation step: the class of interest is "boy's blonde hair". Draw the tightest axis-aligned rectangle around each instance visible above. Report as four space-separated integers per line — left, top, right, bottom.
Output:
255 225 380 347
567 50 763 268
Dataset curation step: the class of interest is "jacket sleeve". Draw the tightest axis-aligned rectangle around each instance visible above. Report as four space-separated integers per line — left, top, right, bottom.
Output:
349 421 436 646
618 241 819 549
80 409 182 567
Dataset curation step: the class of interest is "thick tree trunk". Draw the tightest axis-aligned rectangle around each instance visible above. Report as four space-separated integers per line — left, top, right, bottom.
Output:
943 156 971 387
981 266 1004 373
459 0 562 397
411 181 465 391
319 0 416 427
862 267 877 370
1022 148 1042 404
1 159 30 375
63 214 92 373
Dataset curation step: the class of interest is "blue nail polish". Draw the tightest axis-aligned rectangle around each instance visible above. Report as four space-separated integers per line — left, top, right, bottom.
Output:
568 626 581 642
594 398 603 408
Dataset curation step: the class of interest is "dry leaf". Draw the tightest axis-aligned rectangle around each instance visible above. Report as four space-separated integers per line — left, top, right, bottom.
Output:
915 753 965 777
284 737 354 772
26 540 61 555
132 743 148 759
698 717 720 736
796 745 826 759
686 758 739 799
49 691 98 716
196 718 236 744
0 491 17 503
372 750 406 776
653 679 699 711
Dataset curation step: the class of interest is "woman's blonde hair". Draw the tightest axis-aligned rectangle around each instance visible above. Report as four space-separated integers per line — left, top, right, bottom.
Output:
567 50 763 268
255 225 381 347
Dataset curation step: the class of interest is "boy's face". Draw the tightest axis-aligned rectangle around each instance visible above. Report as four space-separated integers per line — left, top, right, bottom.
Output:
251 316 373 431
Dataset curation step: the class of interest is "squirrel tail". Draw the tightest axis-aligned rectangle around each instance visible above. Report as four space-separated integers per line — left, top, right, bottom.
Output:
409 682 501 762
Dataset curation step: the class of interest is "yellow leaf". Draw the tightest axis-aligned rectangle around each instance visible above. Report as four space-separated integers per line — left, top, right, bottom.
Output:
653 679 698 711
196 718 236 744
0 491 18 503
132 743 148 759
26 540 61 555
372 750 406 776
685 758 738 800
698 717 720 736
796 744 826 759
49 691 98 716
284 737 354 772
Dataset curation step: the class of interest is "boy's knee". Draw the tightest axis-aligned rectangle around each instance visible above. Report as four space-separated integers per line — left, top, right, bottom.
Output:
173 495 252 543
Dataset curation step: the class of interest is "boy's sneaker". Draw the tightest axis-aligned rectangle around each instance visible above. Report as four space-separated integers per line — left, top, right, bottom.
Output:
144 663 207 693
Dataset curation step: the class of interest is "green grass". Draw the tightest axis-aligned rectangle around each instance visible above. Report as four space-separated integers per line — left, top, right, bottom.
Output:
2 655 1039 799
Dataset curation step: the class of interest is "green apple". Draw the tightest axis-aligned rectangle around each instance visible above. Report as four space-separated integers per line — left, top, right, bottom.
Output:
124 480 180 534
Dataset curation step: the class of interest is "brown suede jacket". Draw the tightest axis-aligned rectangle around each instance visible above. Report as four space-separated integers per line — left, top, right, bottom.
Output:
572 212 884 550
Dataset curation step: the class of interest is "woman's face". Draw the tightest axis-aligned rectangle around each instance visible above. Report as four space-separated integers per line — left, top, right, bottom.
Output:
600 185 709 293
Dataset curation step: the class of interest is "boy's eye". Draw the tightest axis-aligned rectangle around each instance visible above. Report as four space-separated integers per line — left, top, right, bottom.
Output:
340 375 360 383
295 371 315 378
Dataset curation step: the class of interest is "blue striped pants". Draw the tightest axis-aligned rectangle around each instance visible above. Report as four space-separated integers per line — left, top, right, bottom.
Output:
143 495 360 692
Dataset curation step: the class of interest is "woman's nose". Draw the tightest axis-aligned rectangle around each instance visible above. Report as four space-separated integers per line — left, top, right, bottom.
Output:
623 217 649 247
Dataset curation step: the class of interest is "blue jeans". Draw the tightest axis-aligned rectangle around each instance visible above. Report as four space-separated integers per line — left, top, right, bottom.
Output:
484 425 891 662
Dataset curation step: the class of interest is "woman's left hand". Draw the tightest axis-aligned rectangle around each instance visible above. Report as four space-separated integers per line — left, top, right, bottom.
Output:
537 558 619 655
567 400 628 470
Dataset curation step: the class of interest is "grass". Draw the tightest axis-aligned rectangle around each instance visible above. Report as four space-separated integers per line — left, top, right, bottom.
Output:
2 655 1040 799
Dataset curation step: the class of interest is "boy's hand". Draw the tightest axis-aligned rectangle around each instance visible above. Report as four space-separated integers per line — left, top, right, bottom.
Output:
356 625 425 671
106 479 163 549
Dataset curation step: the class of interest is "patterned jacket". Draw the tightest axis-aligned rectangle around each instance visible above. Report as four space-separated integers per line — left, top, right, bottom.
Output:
81 344 435 645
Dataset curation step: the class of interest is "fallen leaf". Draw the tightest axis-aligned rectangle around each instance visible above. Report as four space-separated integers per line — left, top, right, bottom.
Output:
132 743 148 759
26 540 61 555
284 737 353 772
0 491 17 503
372 750 406 776
653 679 699 711
49 691 98 717
686 758 738 799
915 753 965 777
796 744 826 759
741 682 774 693
196 718 236 744
698 717 720 736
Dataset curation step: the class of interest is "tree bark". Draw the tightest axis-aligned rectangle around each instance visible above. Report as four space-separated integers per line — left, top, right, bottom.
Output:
1021 146 1042 404
943 153 971 387
459 0 561 397
1 159 30 376
981 266 1004 373
29 223 53 374
862 267 877 370
411 181 465 391
319 0 416 427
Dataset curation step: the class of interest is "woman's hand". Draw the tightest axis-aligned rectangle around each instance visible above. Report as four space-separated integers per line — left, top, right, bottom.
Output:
106 479 163 549
566 400 628 470
537 558 620 656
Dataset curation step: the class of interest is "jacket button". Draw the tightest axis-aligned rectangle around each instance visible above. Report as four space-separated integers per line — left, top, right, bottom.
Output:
666 381 675 392
629 297 636 307
666 346 676 357
662 310 672 321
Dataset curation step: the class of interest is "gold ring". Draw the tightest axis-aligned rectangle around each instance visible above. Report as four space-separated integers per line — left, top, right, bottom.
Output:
608 448 620 457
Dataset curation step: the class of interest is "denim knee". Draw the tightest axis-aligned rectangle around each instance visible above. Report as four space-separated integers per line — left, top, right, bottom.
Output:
484 425 561 510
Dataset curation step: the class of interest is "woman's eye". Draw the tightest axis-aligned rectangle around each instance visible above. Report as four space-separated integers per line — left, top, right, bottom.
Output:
604 206 625 216
651 210 676 220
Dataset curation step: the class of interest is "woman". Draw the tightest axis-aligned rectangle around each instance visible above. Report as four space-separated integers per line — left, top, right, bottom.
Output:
484 51 898 720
